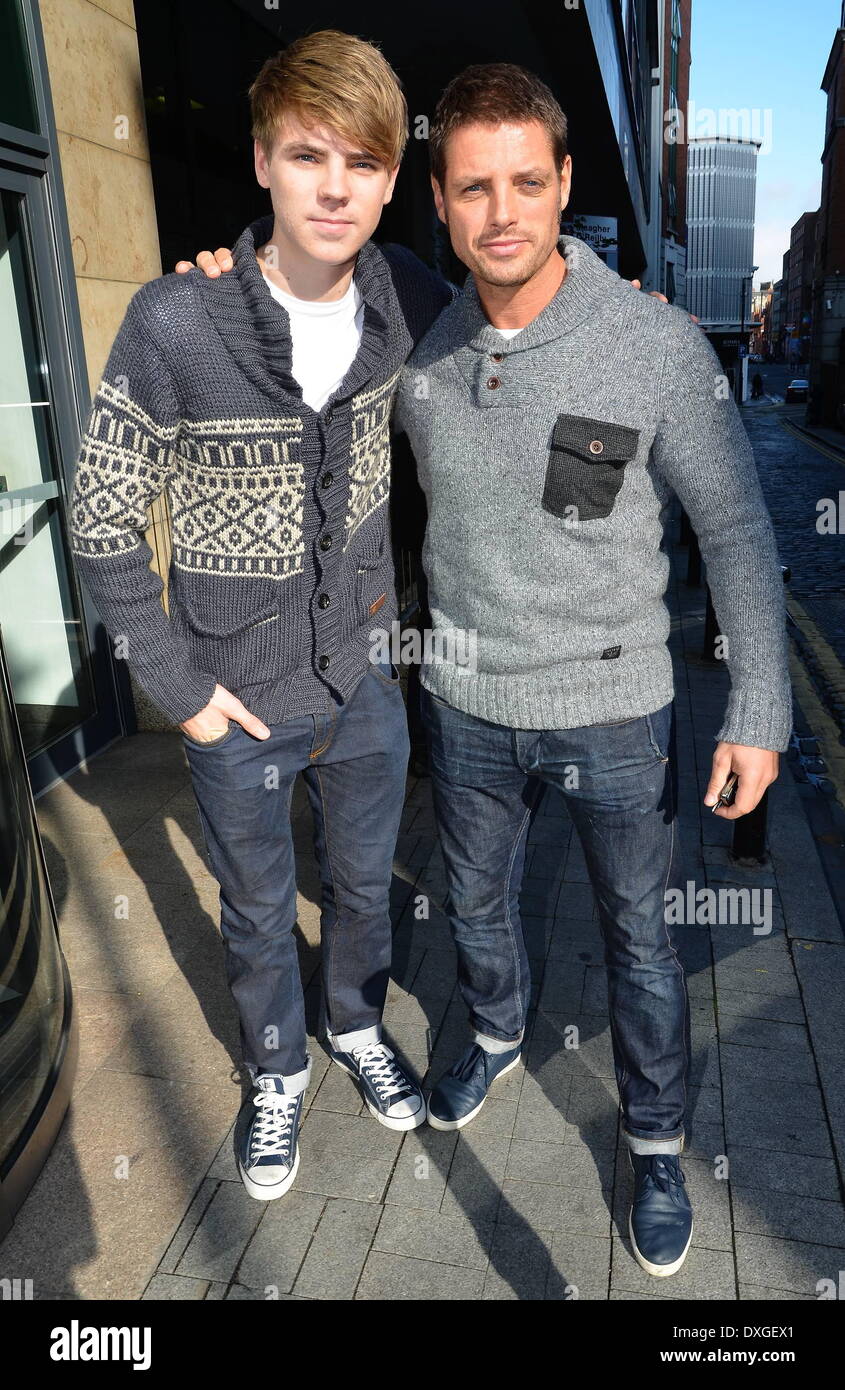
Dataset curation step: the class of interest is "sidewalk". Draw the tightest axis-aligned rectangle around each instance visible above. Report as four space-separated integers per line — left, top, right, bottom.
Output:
4 522 845 1301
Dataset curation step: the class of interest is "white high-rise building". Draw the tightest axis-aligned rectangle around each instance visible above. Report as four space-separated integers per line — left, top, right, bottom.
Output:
686 137 760 327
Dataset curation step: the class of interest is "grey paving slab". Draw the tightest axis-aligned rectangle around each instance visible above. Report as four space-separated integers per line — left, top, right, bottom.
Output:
505 1138 614 1191
158 1178 218 1275
724 1144 841 1202
730 1187 845 1246
373 1205 494 1270
355 1251 485 1300
610 1234 737 1299
498 1180 612 1237
734 1233 845 1297
481 1223 553 1299
545 1232 612 1298
176 1181 265 1283
141 1273 210 1299
383 1128 458 1211
292 1199 381 1300
295 1110 402 1202
235 1190 325 1295
439 1128 511 1223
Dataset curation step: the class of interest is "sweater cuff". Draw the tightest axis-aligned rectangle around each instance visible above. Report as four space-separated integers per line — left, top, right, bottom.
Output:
715 683 793 752
128 662 218 727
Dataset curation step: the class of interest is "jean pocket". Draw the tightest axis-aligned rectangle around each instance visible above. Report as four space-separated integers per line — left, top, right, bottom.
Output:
542 414 640 522
182 719 238 750
369 659 401 684
645 704 672 761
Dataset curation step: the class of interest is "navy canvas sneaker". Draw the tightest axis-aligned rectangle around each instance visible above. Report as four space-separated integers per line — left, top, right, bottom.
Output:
329 1039 426 1130
235 1074 304 1201
628 1150 694 1277
427 1041 522 1131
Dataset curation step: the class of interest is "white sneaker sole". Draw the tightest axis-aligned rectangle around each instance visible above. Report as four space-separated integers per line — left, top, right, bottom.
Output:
238 1146 300 1202
331 1056 427 1131
426 1053 522 1131
628 1210 694 1277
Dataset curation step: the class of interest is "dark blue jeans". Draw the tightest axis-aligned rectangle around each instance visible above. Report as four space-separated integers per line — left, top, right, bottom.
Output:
420 688 688 1154
183 660 409 1092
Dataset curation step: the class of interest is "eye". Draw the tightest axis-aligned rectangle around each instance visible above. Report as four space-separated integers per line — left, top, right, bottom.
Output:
353 160 378 171
295 153 317 163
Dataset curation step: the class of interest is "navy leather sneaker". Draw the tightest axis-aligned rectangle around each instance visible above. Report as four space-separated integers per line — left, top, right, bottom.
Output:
427 1042 522 1131
329 1040 426 1130
235 1075 304 1201
628 1150 694 1277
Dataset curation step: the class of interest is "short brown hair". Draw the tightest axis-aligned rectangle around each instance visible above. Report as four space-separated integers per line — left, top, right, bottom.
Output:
429 63 568 186
249 30 408 169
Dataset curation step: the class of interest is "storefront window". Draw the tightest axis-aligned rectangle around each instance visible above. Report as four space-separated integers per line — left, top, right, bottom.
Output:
0 0 39 135
0 187 96 756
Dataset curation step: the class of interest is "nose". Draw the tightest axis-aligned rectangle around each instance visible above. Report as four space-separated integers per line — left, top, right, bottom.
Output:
488 181 519 232
318 156 351 204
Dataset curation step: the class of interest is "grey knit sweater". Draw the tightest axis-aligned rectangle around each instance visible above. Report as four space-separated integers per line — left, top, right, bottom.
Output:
69 213 451 725
395 234 792 751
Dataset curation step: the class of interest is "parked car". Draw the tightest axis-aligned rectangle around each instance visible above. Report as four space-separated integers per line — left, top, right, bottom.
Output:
785 378 809 403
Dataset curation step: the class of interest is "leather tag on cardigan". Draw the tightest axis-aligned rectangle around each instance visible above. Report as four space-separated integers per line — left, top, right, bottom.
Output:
369 593 387 615
601 645 621 659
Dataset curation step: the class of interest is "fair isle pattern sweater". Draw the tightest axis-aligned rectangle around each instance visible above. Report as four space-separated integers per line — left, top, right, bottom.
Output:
69 213 452 725
395 234 793 752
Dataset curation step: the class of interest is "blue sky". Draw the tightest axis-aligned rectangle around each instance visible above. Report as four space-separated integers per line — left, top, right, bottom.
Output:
688 0 840 286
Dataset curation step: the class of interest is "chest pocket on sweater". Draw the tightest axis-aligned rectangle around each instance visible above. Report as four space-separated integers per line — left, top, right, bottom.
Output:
542 414 640 523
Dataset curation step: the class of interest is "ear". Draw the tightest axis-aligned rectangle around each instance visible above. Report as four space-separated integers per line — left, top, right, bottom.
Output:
559 154 572 213
383 162 401 206
431 174 447 226
254 137 271 190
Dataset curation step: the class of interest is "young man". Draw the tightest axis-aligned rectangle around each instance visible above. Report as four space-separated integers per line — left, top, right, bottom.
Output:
393 65 790 1278
68 31 455 1203
179 60 788 1277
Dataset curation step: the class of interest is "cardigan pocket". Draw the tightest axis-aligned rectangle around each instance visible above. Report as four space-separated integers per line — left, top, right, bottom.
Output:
542 414 640 523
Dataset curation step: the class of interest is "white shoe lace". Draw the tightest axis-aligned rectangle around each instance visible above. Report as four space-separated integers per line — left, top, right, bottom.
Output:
354 1042 411 1100
250 1091 299 1161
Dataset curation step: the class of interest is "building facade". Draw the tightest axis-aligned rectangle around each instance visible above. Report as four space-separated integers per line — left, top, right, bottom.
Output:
659 0 691 305
808 7 845 427
686 136 759 327
785 211 818 369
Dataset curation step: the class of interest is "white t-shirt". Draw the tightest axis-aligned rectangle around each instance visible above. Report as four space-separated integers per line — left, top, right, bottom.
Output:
495 326 524 340
262 272 365 411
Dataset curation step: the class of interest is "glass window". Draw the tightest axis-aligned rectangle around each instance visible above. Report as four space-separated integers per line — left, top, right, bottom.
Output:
0 189 96 755
0 0 39 135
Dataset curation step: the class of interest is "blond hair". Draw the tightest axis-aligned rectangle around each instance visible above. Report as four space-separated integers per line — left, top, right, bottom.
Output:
249 30 408 169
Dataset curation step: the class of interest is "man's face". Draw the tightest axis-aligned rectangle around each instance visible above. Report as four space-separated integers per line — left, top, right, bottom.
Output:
255 112 399 265
432 120 571 287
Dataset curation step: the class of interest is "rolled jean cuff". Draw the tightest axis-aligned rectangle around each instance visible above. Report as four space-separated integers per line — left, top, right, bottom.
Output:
474 1028 524 1055
248 1052 312 1097
623 1127 684 1156
327 1023 381 1053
